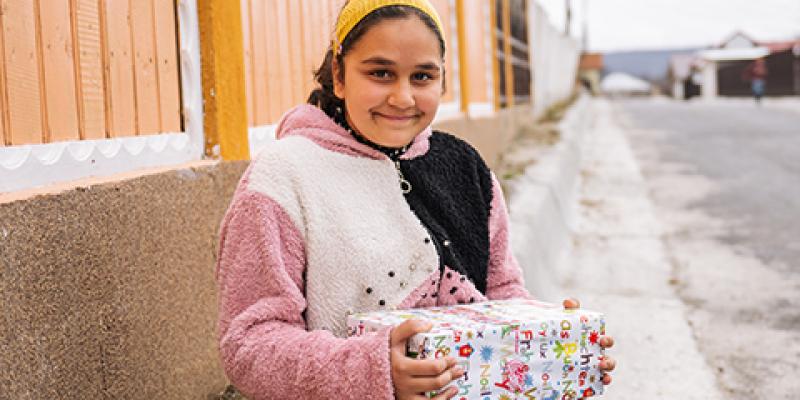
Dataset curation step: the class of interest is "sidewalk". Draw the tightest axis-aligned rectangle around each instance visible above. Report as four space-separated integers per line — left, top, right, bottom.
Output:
557 98 723 399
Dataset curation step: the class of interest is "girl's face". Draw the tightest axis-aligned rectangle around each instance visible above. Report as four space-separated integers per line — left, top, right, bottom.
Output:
334 16 443 148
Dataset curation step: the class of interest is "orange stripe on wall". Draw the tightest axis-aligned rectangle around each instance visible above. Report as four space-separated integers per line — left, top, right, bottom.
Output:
39 0 81 142
4 0 44 145
300 0 315 98
76 0 106 139
240 0 254 126
130 0 160 135
286 0 304 107
464 0 488 103
274 0 293 118
0 1 9 146
153 0 181 132
251 0 270 126
105 0 136 137
264 1 281 123
69 0 87 140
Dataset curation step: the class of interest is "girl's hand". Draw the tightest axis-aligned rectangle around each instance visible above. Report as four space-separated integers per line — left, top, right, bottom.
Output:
390 319 466 400
563 298 617 385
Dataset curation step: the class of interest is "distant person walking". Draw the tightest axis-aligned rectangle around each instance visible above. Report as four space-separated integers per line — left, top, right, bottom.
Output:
743 58 768 104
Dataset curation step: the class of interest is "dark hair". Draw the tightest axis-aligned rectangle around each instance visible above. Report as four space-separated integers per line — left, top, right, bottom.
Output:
307 5 446 118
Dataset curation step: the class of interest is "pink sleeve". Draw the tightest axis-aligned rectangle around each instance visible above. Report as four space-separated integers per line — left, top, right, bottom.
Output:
216 189 394 400
485 173 533 300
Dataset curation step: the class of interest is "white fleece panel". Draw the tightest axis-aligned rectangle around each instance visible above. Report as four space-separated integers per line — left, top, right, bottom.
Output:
247 136 440 336
248 144 308 241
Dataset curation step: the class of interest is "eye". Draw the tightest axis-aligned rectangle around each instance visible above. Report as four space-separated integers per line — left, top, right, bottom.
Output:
412 72 432 81
369 69 393 80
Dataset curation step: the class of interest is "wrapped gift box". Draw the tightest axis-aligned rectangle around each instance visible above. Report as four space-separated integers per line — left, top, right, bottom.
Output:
347 299 605 399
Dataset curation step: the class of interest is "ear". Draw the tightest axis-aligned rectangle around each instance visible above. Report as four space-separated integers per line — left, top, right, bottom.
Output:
333 59 345 99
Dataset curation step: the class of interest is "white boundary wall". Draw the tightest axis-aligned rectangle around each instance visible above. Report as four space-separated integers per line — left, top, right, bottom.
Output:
509 94 590 302
528 2 581 118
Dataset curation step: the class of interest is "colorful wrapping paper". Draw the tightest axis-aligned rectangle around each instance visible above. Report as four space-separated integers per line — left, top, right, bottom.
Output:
346 299 605 399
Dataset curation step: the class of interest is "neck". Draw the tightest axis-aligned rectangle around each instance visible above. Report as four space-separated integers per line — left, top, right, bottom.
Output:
333 107 410 160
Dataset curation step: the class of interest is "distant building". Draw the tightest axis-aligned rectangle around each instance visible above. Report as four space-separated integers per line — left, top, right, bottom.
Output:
689 31 800 99
668 54 702 99
578 53 603 95
759 40 800 96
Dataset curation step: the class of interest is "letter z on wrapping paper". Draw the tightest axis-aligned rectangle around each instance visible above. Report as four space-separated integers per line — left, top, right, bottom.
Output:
346 299 605 399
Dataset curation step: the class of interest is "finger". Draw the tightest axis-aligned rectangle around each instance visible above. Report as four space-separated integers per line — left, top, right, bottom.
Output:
599 335 615 348
391 319 432 349
430 386 458 400
404 357 457 377
409 365 465 391
600 357 616 372
406 368 462 393
562 298 581 309
602 373 612 385
399 392 431 400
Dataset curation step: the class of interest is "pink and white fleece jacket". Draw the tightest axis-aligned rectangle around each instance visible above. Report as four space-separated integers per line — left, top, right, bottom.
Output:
216 104 531 399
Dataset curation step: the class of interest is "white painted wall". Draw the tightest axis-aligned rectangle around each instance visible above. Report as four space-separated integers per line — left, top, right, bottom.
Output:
702 61 718 100
673 81 685 99
528 1 582 119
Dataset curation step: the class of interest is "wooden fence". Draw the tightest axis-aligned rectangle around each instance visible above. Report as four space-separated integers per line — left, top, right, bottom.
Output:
239 0 458 128
1 0 543 185
0 0 182 147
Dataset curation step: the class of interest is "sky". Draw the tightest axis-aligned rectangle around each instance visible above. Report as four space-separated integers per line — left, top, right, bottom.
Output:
535 0 800 52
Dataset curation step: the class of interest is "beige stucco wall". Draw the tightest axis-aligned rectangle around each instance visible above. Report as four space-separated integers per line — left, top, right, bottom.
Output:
435 105 534 169
0 160 247 399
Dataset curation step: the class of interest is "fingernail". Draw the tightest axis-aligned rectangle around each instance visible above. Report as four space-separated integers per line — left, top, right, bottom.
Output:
453 366 465 375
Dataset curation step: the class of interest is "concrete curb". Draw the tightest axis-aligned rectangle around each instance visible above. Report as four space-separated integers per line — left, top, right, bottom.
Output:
561 98 725 399
509 94 593 302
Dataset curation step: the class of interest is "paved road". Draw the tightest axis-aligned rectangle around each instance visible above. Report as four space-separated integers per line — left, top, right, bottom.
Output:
612 97 800 399
617 98 800 269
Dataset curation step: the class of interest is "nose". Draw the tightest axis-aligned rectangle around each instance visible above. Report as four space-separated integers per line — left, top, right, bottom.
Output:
387 82 415 109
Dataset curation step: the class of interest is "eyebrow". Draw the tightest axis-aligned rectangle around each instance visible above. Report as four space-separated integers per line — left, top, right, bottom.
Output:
361 57 440 71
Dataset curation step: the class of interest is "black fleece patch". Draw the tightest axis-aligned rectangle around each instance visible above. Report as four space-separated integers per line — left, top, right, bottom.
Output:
399 131 494 293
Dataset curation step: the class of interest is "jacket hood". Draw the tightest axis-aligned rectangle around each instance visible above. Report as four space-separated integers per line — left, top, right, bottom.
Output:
274 104 432 160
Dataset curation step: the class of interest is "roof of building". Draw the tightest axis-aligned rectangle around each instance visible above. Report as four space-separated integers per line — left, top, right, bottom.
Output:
699 47 770 61
579 53 604 70
758 40 800 53
715 31 758 49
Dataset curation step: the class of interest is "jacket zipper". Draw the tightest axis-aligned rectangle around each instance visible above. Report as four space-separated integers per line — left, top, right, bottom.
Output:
394 160 412 194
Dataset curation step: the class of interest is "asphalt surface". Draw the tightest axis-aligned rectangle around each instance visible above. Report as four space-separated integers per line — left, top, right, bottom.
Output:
617 97 800 270
611 97 800 399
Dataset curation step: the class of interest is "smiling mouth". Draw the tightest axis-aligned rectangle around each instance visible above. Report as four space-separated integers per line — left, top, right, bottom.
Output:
374 112 419 121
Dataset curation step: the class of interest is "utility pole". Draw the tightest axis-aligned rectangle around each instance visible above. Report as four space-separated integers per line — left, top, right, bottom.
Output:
793 41 800 95
581 0 588 49
565 0 572 36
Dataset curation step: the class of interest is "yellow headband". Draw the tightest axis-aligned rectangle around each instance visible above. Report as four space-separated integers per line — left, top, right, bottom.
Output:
333 0 444 57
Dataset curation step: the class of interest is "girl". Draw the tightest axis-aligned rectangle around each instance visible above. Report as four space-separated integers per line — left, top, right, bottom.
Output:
216 1 615 399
